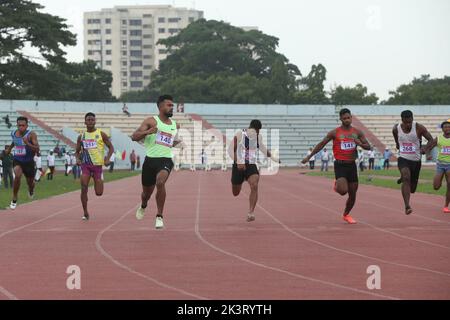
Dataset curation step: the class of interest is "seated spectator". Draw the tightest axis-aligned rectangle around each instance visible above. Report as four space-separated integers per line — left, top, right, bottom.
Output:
122 103 131 117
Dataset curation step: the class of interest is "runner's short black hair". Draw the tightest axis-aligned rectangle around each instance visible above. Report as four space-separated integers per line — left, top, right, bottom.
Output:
249 119 262 130
401 110 413 119
16 116 28 123
157 95 174 108
441 120 450 129
339 108 351 117
85 112 96 119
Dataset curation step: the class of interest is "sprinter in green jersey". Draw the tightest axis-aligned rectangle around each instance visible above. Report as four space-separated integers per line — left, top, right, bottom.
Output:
425 120 450 213
131 95 182 229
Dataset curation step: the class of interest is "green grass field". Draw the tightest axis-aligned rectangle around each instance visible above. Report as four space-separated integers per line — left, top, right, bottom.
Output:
306 167 446 196
0 170 140 209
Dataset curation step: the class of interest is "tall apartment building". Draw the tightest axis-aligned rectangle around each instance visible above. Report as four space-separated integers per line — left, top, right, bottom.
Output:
84 5 203 98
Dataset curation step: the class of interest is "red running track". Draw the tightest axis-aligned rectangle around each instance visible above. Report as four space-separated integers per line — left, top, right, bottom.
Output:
0 170 449 300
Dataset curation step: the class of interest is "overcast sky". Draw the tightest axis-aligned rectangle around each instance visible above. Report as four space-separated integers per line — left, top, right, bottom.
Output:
36 0 450 100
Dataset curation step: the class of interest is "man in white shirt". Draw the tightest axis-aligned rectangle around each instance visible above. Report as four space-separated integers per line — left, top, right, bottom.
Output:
108 152 115 173
321 148 330 172
368 148 375 170
64 152 71 176
34 152 43 181
47 151 55 180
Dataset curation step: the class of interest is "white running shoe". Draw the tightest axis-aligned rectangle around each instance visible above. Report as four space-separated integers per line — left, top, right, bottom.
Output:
155 216 164 229
136 206 146 220
10 201 17 210
247 213 255 222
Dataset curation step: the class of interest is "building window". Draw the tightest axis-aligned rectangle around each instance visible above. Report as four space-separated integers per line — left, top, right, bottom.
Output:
143 34 152 39
88 50 94 55
130 60 143 67
129 19 142 26
122 40 127 46
106 50 112 55
122 50 127 55
130 30 142 36
158 28 165 33
122 30 127 35
130 50 142 57
88 29 101 34
130 81 143 88
87 19 101 24
105 29 111 34
143 55 152 59
143 24 152 29
88 40 101 45
158 49 167 54
130 71 142 77
168 28 179 34
143 14 152 18
122 71 127 76
158 17 165 23
122 82 128 87
144 76 151 80
105 39 112 45
168 17 180 23
143 45 152 49
122 61 127 66
143 65 152 70
122 20 127 24
106 60 112 66
130 40 142 46
105 18 111 24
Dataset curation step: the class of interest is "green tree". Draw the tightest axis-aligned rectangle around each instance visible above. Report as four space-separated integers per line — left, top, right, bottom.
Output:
385 75 450 105
330 83 379 105
294 64 330 104
142 19 301 104
0 0 76 98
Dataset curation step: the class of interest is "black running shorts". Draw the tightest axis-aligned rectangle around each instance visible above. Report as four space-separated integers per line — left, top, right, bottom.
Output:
334 161 358 183
13 160 36 179
231 163 259 185
398 157 421 193
142 157 174 187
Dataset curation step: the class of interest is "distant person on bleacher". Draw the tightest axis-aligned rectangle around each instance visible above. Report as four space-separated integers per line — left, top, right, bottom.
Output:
122 103 131 117
5 116 40 210
2 114 12 129
0 145 13 188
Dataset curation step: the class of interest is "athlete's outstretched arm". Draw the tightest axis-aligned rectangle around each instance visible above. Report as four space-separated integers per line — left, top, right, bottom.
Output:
24 131 40 153
418 124 435 154
355 130 371 150
75 135 82 165
101 131 114 165
5 142 15 155
131 117 157 142
392 125 400 150
301 130 335 164
258 136 280 163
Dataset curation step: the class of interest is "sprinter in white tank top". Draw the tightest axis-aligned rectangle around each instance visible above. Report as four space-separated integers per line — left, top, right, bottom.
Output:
392 110 434 215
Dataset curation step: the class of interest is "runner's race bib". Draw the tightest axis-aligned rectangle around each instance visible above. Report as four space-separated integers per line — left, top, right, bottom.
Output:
156 131 174 147
341 141 356 151
14 146 26 156
441 146 450 155
82 139 98 149
400 143 416 154
241 149 257 162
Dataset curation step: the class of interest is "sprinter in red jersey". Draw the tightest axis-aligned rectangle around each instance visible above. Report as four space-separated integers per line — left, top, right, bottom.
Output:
302 108 371 224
